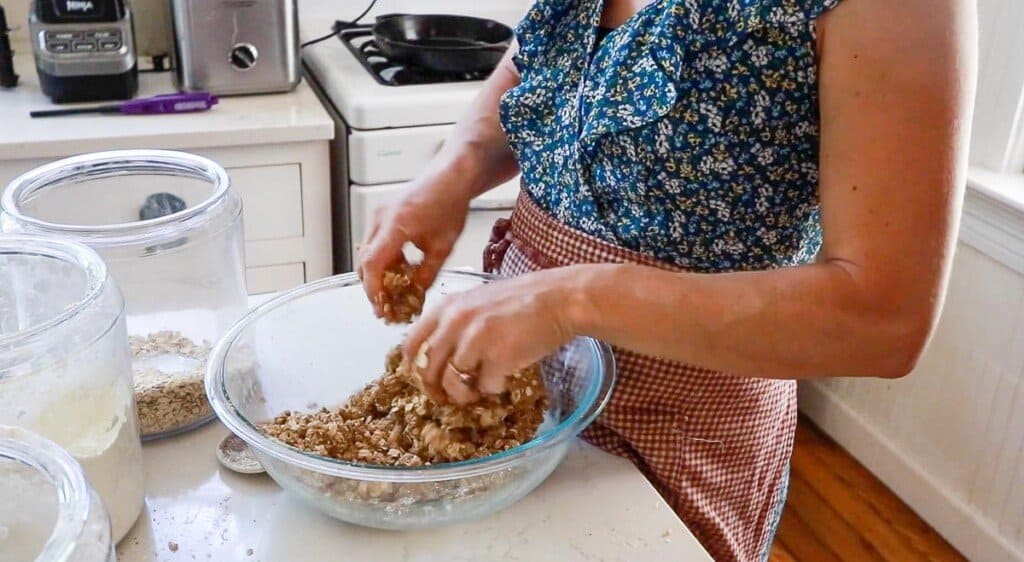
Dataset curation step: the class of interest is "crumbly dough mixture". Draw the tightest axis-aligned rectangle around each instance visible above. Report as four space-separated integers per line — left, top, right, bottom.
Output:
261 346 548 466
373 263 425 325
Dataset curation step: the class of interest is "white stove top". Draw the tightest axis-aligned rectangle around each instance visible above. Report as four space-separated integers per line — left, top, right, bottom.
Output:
299 1 526 130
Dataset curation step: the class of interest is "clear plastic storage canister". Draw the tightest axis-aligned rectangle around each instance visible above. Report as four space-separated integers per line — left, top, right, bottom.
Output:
0 425 116 562
0 235 144 543
2 150 249 440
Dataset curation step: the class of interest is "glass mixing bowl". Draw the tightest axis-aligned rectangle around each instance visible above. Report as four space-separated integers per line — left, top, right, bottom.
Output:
206 271 615 530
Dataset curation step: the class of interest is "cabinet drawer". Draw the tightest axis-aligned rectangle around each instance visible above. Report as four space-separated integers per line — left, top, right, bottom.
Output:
246 263 306 295
350 180 516 272
229 164 304 242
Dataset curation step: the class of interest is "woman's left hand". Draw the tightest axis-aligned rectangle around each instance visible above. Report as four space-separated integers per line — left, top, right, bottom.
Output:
404 268 580 405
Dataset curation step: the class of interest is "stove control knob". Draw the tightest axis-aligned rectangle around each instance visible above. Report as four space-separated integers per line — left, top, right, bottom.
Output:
229 43 258 71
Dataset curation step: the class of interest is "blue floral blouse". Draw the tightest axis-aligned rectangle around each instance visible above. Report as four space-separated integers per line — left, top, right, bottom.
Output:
499 0 844 272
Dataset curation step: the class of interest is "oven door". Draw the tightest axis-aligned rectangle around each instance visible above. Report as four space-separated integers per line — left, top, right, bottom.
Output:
350 177 519 271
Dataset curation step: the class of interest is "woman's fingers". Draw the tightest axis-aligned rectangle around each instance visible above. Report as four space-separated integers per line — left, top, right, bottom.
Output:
450 323 511 398
356 210 383 283
406 296 502 405
364 206 386 246
475 361 511 396
405 308 451 403
406 288 537 405
446 329 486 404
441 364 481 405
413 250 447 292
403 303 437 364
358 207 387 272
359 226 406 316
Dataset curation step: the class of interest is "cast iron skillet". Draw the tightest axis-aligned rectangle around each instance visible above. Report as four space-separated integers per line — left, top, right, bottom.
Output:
373 14 513 74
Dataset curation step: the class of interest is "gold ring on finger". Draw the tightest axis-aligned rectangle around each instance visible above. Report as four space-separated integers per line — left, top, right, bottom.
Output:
447 361 477 387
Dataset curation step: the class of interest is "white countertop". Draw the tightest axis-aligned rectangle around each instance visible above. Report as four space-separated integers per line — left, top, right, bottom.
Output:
114 422 711 562
0 48 334 162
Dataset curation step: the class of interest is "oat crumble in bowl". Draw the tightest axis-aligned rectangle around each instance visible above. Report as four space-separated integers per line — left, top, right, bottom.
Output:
206 271 615 529
260 345 548 466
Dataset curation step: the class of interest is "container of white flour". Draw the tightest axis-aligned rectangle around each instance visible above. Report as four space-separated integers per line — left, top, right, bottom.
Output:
0 426 115 562
0 235 144 544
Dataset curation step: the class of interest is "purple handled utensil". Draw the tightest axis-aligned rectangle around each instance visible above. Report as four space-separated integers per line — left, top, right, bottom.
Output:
30 92 219 117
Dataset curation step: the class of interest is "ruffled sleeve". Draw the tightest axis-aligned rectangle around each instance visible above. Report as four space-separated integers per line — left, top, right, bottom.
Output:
802 0 845 19
511 0 574 76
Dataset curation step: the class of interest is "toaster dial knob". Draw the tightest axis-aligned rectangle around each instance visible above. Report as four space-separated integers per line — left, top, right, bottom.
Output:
229 43 258 71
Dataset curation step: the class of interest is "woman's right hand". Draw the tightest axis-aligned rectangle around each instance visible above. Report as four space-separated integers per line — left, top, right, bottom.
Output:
357 174 472 317
358 44 523 317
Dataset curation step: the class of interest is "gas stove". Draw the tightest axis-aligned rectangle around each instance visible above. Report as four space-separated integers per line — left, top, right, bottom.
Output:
339 26 490 87
299 1 527 273
303 11 510 130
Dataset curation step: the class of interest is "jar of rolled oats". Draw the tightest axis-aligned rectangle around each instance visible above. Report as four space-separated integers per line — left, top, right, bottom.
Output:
2 150 249 440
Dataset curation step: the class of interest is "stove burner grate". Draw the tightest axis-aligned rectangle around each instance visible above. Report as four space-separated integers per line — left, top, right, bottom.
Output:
339 26 490 86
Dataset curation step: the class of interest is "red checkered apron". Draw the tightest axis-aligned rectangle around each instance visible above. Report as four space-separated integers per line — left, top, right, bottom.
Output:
484 191 797 562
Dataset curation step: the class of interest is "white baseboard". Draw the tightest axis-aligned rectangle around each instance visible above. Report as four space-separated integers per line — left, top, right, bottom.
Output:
798 381 1023 562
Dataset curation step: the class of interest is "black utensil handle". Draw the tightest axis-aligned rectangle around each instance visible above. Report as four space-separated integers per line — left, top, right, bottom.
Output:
30 106 121 117
0 6 18 88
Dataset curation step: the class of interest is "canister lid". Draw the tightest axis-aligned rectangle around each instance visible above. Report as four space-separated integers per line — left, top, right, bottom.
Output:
1 149 236 248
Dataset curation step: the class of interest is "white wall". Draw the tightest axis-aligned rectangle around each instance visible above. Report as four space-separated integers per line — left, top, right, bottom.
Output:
2 0 29 43
970 0 1024 172
801 242 1024 562
2 0 532 50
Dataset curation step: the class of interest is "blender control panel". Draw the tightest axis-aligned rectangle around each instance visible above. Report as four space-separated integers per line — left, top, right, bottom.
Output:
29 0 138 102
44 29 122 53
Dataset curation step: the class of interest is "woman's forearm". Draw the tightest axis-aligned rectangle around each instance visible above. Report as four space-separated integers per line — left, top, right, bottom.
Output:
423 49 522 201
563 261 937 380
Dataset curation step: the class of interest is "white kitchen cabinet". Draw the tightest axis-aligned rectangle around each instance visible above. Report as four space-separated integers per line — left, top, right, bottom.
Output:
0 50 335 295
349 178 519 271
245 263 307 295
0 141 332 295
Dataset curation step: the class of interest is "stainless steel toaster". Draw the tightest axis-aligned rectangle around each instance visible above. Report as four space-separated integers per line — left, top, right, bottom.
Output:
170 0 300 96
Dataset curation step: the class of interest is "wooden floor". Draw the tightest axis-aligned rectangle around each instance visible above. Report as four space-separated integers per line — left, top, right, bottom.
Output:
769 417 967 562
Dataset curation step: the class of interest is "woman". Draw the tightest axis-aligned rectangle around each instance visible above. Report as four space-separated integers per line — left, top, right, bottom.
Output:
359 0 976 559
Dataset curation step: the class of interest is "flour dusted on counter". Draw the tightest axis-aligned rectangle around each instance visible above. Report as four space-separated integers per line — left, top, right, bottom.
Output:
32 385 144 542
0 459 58 561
